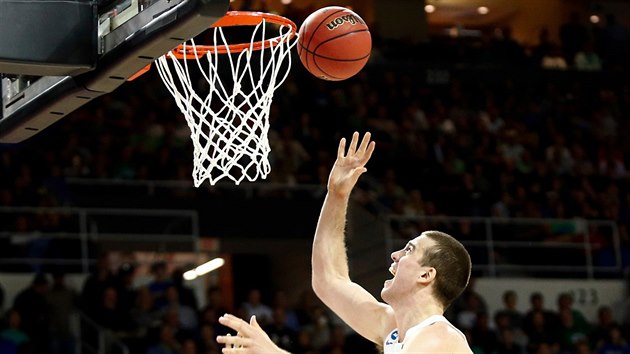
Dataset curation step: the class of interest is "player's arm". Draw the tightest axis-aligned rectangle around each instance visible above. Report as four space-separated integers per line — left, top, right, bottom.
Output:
311 132 394 344
401 323 473 354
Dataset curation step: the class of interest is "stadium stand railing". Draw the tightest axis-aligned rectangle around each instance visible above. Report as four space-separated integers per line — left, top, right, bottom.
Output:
384 214 622 279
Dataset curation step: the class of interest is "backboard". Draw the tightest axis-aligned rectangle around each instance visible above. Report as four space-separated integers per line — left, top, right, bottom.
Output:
0 0 230 143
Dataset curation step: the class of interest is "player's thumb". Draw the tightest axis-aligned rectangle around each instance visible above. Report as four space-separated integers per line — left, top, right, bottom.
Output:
250 315 261 329
352 167 367 181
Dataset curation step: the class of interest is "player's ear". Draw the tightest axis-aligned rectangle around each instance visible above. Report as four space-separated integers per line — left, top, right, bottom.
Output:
417 267 436 285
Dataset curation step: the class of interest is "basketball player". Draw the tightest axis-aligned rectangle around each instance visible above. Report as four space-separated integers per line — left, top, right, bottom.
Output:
217 132 473 354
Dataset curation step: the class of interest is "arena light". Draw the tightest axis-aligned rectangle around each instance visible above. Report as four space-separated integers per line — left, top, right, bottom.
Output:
590 15 600 24
424 4 436 13
183 257 225 280
477 6 489 15
281 0 292 4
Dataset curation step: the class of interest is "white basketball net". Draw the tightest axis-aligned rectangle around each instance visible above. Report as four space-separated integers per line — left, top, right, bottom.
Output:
155 20 297 186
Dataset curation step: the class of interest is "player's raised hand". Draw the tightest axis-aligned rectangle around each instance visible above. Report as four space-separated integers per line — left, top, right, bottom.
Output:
216 314 289 354
328 132 375 197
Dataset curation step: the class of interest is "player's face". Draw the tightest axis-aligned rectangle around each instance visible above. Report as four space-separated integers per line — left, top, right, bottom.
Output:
381 234 435 302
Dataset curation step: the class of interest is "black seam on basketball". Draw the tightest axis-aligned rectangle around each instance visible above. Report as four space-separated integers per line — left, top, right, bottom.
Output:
314 51 365 79
314 53 371 62
312 29 370 57
300 29 370 59
304 8 347 57
313 52 369 80
298 40 313 73
299 42 370 61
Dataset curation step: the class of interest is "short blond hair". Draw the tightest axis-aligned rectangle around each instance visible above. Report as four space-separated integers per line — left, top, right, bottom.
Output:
420 231 472 309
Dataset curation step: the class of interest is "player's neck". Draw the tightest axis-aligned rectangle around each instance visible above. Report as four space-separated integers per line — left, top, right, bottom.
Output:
392 294 444 341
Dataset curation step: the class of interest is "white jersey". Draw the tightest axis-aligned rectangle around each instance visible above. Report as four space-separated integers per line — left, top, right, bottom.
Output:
383 315 467 354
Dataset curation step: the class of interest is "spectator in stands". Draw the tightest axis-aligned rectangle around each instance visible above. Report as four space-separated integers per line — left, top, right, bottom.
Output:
82 252 116 318
320 324 346 354
294 290 318 329
596 324 630 354
240 288 273 326
301 305 332 352
115 262 138 314
492 192 514 218
499 129 526 167
199 301 228 338
93 286 130 333
523 292 560 337
496 290 525 331
171 268 198 310
455 290 485 331
449 277 488 329
163 285 198 332
148 261 173 310
293 329 316 354
572 145 595 176
496 328 525 354
558 308 590 353
272 290 301 333
574 41 603 71
590 306 618 349
545 134 574 175
157 308 189 349
46 270 79 354
12 273 49 352
470 312 498 354
525 311 560 354
181 338 198 354
200 286 231 337
146 325 181 354
557 293 590 334
270 126 311 185
0 309 30 347
264 307 298 352
197 324 221 354
129 287 162 336
575 340 592 354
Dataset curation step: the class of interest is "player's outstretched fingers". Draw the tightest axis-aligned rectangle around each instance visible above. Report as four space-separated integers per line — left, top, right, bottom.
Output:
218 314 248 334
356 132 369 153
338 137 347 158
357 132 374 163
217 315 254 348
217 333 240 347
348 131 360 155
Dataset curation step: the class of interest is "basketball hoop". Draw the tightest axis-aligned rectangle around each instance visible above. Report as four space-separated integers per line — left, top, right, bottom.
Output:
155 11 297 186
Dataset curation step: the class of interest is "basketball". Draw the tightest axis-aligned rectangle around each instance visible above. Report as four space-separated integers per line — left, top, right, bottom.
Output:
297 6 371 81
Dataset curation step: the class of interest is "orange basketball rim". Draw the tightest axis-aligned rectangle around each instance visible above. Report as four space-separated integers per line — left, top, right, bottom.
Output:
128 11 297 80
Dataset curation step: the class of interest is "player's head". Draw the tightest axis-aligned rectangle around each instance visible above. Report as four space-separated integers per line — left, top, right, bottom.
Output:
383 230 471 310
419 231 472 309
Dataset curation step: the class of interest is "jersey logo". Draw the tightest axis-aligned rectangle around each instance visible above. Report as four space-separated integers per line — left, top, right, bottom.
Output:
385 329 399 345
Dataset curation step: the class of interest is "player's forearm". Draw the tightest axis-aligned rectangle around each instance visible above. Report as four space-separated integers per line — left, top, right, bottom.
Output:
312 191 351 289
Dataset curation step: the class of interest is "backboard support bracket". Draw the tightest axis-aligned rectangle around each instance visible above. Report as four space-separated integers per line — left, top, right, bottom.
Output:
0 0 229 143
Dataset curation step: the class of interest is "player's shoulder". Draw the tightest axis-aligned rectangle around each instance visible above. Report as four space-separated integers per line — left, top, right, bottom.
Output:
404 320 472 354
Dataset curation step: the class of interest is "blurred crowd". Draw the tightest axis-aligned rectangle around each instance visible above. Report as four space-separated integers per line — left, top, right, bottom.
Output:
2 5 630 354
0 259 378 354
2 262 630 354
3 9 630 266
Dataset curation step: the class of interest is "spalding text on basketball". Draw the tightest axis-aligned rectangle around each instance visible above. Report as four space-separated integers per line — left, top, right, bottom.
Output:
325 14 365 30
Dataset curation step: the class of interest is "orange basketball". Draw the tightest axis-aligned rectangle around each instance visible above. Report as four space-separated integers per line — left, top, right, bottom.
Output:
297 6 371 81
